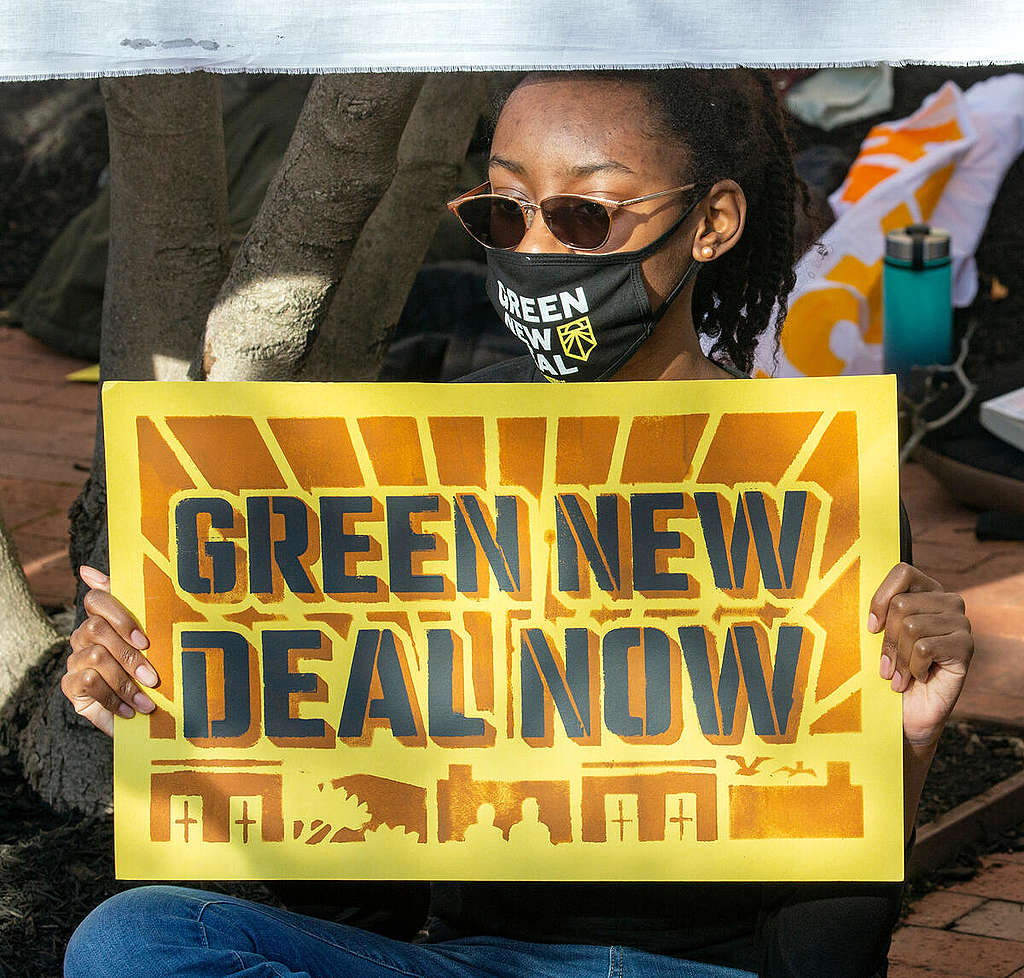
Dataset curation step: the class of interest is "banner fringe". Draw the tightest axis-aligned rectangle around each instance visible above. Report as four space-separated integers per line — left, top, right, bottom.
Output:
3 59 1021 83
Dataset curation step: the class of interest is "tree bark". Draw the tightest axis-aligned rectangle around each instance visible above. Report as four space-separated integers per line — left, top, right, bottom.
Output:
97 71 233 383
200 73 424 381
12 71 233 815
0 507 107 817
0 510 62 719
299 73 488 381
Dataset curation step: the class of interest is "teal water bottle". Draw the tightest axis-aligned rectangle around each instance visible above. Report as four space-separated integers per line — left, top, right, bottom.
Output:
883 224 952 382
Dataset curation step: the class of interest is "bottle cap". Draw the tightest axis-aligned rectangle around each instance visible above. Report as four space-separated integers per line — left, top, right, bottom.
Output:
885 224 951 268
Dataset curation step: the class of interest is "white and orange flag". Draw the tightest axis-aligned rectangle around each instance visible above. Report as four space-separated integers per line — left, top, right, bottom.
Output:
760 74 1024 378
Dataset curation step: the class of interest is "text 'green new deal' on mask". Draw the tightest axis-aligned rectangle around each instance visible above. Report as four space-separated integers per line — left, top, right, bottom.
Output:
484 198 702 382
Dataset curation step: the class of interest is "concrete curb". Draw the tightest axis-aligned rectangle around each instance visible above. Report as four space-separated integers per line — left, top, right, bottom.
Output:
909 767 1024 879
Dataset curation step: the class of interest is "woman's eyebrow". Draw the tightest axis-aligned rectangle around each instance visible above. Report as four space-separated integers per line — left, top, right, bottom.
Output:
488 154 523 174
568 160 636 177
487 156 636 177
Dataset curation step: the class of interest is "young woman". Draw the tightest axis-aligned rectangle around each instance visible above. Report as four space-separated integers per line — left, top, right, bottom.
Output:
62 69 973 978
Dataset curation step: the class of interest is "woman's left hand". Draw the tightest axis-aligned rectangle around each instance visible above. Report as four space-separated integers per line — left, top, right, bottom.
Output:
869 562 974 748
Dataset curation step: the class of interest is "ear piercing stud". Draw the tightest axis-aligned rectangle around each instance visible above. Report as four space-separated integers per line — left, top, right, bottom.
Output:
700 245 715 259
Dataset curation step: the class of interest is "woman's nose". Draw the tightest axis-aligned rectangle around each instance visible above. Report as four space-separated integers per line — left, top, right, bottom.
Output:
516 206 572 255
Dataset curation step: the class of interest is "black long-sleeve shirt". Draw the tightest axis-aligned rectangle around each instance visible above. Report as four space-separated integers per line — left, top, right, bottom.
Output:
420 354 910 978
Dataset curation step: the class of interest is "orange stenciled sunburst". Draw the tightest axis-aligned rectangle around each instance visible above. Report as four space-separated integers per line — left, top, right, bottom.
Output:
137 406 865 742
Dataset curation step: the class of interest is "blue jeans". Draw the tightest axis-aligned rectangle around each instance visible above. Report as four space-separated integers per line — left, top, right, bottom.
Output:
64 885 757 978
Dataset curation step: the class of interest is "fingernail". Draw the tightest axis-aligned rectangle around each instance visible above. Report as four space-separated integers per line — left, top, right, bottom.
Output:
117 703 135 719
892 671 903 690
135 664 157 687
132 692 155 713
130 629 149 650
880 654 892 679
867 613 879 633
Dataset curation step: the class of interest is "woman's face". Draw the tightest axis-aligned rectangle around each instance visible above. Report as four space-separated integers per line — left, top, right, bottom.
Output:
486 74 747 379
489 76 706 304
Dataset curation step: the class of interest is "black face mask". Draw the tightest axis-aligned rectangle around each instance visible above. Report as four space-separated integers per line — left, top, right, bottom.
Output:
485 199 702 382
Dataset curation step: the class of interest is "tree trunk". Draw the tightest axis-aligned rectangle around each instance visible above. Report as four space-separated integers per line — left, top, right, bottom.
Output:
299 73 488 381
200 73 424 381
96 72 233 383
10 71 233 815
0 506 107 816
0 509 62 723
14 70 469 815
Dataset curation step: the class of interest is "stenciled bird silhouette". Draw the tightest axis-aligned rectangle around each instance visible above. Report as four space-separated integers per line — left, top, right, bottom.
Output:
726 755 771 776
773 760 817 779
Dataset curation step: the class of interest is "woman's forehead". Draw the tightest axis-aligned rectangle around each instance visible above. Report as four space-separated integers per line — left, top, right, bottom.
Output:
496 76 652 134
490 77 686 179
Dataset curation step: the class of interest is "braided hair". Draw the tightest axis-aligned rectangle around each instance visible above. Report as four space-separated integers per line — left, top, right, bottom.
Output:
490 69 812 375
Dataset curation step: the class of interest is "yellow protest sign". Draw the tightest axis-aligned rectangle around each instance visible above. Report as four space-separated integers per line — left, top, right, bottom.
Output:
104 377 903 882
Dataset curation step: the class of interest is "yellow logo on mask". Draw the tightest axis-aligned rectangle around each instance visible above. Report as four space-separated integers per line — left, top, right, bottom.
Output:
557 317 597 362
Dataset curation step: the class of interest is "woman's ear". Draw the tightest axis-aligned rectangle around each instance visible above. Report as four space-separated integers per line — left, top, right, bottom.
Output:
691 179 746 262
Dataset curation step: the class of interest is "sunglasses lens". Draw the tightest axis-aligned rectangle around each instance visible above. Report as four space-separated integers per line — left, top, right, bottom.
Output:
455 196 526 249
542 197 611 250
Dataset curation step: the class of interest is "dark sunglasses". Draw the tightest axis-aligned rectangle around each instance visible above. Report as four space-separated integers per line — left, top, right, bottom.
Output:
446 181 698 252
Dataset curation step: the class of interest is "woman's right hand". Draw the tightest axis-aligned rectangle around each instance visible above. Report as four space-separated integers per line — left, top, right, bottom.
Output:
61 565 159 737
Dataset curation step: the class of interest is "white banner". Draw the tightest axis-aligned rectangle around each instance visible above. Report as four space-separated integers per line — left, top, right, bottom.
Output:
3 0 1024 81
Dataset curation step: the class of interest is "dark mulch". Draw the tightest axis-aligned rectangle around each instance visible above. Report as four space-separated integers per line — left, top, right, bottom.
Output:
898 720 1024 918
917 720 1024 826
1 719 1022 978
0 752 282 978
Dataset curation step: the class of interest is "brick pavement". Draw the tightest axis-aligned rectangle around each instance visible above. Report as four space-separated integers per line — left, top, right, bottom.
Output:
3 321 1024 972
0 326 95 607
900 462 1024 727
890 852 1024 976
